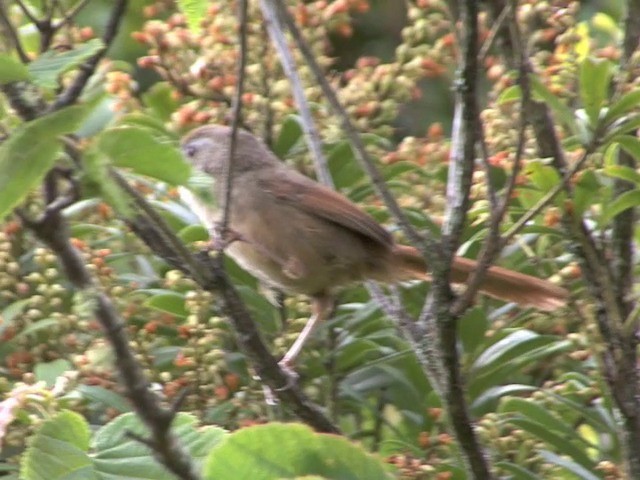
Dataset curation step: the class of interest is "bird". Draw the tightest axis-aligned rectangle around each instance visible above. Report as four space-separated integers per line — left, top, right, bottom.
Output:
179 124 568 368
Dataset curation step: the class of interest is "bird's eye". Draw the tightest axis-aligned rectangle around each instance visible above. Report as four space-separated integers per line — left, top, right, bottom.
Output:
183 144 197 158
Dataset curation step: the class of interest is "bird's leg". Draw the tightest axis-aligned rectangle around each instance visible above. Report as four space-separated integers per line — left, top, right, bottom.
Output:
278 294 334 373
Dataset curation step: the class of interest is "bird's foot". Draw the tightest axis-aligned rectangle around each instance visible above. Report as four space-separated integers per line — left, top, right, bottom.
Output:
210 223 245 251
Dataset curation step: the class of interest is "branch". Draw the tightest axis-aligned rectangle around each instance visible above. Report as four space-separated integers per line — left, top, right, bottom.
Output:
426 1 493 478
219 0 248 235
259 0 333 187
49 0 128 112
110 171 340 434
18 177 200 480
0 3 29 63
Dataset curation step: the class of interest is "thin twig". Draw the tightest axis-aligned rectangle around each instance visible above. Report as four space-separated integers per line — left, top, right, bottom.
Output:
259 0 333 187
220 0 248 235
14 0 39 25
269 0 433 253
478 2 511 62
0 3 30 63
49 0 128 112
52 0 90 30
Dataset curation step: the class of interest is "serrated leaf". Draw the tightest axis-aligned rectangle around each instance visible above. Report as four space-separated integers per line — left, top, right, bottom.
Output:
76 385 131 413
178 0 209 31
92 412 225 478
99 127 190 185
0 55 30 84
21 411 94 480
28 39 104 89
579 57 612 127
0 106 87 220
204 423 391 480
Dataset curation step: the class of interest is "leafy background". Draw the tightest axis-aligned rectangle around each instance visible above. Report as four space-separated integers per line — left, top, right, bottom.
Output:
0 0 638 479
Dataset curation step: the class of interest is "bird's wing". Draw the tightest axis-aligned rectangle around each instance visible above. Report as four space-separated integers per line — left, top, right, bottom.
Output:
258 173 393 248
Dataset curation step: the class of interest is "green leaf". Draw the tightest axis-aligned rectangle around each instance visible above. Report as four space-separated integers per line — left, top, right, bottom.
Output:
508 418 593 468
531 78 578 136
603 164 640 185
525 160 562 197
604 113 640 142
496 462 539 480
539 450 601 480
470 330 571 397
144 292 188 318
204 423 392 480
99 127 190 185
93 412 225 478
21 411 95 480
178 0 209 31
574 169 602 216
458 307 489 355
0 55 30 84
498 85 522 105
34 359 72 388
142 83 180 122
273 115 304 157
0 105 87 220
614 135 640 162
603 89 640 125
28 39 104 89
75 385 131 413
500 397 580 441
600 189 640 224
178 224 209 243
579 57 612 127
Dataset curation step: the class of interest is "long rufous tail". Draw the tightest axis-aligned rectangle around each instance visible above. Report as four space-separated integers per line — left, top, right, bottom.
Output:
388 245 568 311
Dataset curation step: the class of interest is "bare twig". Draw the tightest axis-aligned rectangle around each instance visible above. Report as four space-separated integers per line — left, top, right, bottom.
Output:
0 3 29 63
49 0 128 112
19 186 200 480
14 0 39 26
52 0 90 30
219 0 248 235
259 0 333 187
478 2 511 62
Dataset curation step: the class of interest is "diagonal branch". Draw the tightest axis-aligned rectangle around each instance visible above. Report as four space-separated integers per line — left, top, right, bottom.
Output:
219 0 248 235
259 0 333 187
49 0 128 112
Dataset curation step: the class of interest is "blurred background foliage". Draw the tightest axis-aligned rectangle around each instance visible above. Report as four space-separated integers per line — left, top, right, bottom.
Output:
0 0 637 479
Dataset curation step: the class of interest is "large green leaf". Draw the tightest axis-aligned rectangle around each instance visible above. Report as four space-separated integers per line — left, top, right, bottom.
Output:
0 55 30 84
579 57 612 127
204 423 392 479
539 450 601 480
21 411 95 480
0 106 87 220
28 39 104 89
92 412 225 479
99 127 190 185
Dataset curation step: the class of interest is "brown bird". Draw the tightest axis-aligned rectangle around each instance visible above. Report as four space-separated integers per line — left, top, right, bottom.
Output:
180 125 568 367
